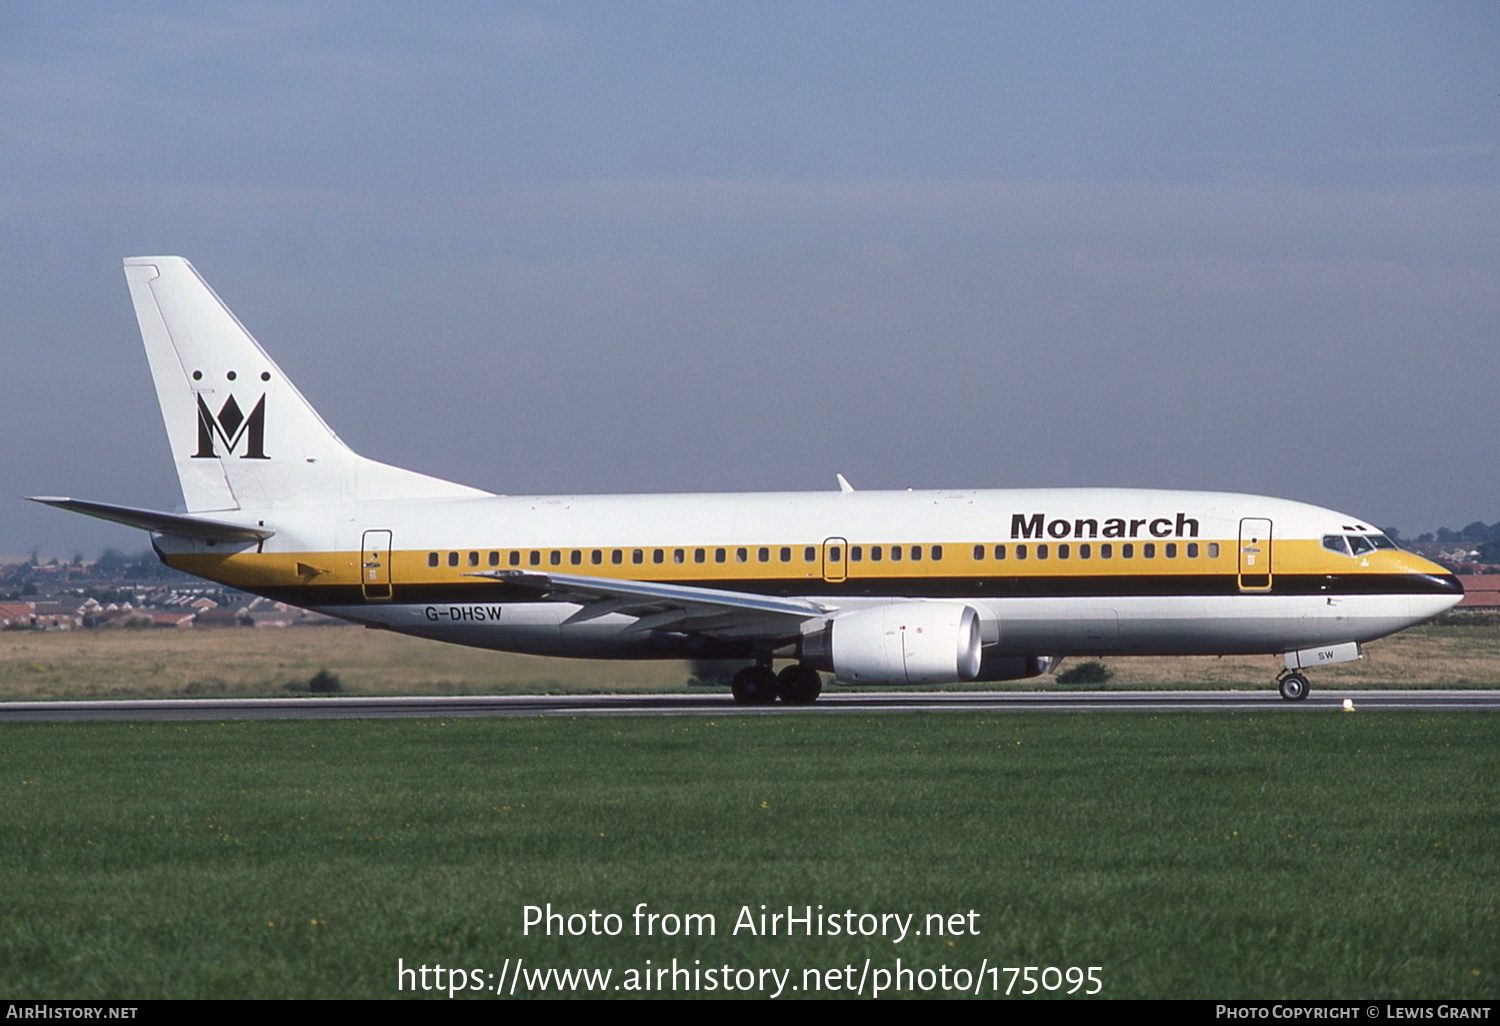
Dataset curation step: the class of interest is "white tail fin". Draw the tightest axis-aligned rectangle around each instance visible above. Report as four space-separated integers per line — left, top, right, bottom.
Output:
124 257 490 512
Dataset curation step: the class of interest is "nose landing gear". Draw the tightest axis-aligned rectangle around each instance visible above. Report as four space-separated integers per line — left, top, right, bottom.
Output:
1277 670 1310 701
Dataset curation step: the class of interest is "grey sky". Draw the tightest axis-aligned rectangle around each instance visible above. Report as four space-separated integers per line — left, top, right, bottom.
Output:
2 1 1497 558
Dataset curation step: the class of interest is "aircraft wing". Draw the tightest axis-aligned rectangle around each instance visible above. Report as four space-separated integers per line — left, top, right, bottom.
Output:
466 569 833 640
26 497 275 542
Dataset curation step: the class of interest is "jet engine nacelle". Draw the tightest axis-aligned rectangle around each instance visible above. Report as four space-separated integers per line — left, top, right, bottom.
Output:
825 602 983 685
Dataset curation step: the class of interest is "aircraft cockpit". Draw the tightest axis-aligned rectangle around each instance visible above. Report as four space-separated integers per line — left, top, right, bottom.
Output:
1321 532 1399 557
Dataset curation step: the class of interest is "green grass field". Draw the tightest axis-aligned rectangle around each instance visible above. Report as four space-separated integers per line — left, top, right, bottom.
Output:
3 712 1496 999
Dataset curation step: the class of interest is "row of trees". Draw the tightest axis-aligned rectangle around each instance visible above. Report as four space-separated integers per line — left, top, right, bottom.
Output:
1 548 188 599
9 548 182 579
1402 520 1500 546
1398 520 1500 563
90 548 185 579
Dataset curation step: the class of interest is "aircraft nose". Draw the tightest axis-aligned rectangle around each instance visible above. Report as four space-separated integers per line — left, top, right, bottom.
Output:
1408 567 1463 594
1405 552 1464 594
1426 570 1464 605
1399 560 1464 623
1398 578 1461 629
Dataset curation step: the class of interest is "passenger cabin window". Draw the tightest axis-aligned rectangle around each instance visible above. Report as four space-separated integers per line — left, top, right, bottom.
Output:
851 546 863 561
1165 543 1177 558
1079 543 1091 559
428 552 438 568
890 546 902 562
569 550 581 565
611 550 622 565
715 548 726 563
1122 544 1134 558
1207 543 1219 558
1058 544 1069 559
1036 544 1048 559
932 545 943 560
871 546 883 562
911 546 922 561
489 552 500 567
1101 543 1112 558
530 551 541 566
994 545 1006 560
652 549 664 564
550 551 562 566
1015 544 1027 560
780 547 792 562
695 548 706 563
448 552 459 568
511 552 522 566
673 549 684 564
632 550 643 564
973 544 985 560
591 550 603 565
804 547 816 562
1143 543 1156 558
758 547 770 562
468 552 479 567
1187 543 1199 558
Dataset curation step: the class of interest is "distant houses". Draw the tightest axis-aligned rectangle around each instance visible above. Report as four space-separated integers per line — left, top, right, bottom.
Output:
0 603 38 629
0 588 344 631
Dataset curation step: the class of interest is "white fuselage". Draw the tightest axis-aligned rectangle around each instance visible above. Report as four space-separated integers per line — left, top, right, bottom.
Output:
156 486 1462 663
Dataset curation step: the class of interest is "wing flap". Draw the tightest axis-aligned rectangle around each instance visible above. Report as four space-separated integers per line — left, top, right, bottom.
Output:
467 569 831 640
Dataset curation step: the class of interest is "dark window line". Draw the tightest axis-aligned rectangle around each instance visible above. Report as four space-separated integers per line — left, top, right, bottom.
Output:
420 540 1222 570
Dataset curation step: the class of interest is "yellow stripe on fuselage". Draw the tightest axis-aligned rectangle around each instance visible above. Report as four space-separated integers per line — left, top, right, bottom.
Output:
163 538 1436 593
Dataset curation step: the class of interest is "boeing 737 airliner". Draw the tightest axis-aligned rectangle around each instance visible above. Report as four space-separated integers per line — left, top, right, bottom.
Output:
32 257 1463 703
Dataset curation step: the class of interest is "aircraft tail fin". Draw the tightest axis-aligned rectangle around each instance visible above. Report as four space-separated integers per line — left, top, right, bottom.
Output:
123 257 490 512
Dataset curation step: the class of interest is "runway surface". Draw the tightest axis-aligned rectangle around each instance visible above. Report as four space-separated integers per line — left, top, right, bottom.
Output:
3 689 1498 721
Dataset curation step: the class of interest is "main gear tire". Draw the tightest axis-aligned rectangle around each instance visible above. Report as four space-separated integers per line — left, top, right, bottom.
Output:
775 664 823 705
731 665 778 705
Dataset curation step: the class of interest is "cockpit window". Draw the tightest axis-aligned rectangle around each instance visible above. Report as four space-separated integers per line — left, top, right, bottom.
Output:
1325 533 1394 557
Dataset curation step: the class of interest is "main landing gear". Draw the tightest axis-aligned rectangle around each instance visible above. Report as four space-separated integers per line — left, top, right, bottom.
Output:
730 664 776 704
1277 670 1311 702
730 663 823 705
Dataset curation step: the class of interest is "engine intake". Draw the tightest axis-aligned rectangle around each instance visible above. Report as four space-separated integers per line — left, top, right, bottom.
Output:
819 603 983 685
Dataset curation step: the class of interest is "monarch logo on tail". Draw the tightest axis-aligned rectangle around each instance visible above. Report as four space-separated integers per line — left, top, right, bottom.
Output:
193 393 268 459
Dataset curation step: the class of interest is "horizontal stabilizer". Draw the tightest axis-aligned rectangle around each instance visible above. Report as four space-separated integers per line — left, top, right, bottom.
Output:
26 497 274 542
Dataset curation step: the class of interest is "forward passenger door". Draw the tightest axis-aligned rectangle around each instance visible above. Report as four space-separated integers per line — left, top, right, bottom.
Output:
1238 519 1272 591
